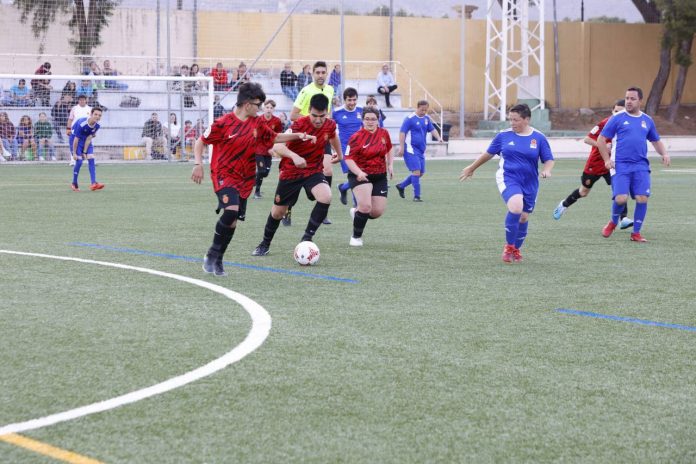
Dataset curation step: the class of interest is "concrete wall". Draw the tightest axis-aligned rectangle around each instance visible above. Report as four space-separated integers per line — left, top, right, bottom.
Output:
1 5 694 111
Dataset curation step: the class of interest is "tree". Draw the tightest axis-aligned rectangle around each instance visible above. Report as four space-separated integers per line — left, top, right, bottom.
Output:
664 1 696 121
14 0 119 58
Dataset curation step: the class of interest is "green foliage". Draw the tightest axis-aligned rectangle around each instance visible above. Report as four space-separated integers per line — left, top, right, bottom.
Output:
587 16 627 23
13 0 119 56
657 0 696 67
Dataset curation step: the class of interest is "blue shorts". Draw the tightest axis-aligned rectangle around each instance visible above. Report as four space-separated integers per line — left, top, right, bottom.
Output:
497 173 537 213
403 151 426 173
612 170 650 198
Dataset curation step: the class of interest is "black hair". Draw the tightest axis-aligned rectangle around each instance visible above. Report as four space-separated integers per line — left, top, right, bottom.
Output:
417 100 429 108
313 61 328 71
509 103 532 119
615 99 626 107
362 107 380 120
343 87 358 100
91 107 103 114
627 87 643 100
309 93 329 112
236 82 266 107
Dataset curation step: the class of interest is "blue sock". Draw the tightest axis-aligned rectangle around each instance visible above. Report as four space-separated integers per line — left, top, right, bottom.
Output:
633 202 647 232
88 158 96 184
515 221 529 249
339 181 349 192
505 212 522 246
72 158 83 185
412 175 421 198
399 175 412 189
611 201 624 225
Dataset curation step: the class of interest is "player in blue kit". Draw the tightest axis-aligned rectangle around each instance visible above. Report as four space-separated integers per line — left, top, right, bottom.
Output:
395 100 441 202
459 104 554 263
334 87 363 206
597 86 670 242
70 107 104 192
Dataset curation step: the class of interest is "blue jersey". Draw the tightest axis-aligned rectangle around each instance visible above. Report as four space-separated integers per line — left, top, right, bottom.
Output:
71 117 100 155
487 128 553 187
600 110 659 173
334 106 363 153
400 113 434 156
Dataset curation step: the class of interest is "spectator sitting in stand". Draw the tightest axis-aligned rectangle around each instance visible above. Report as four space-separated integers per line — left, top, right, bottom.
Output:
376 63 398 108
166 112 181 156
141 113 167 160
278 111 290 132
183 119 196 155
87 61 104 89
213 95 226 120
231 62 250 91
0 112 18 159
280 62 298 100
31 62 53 106
211 62 229 91
51 94 72 143
190 63 207 90
34 112 55 160
76 79 102 108
329 64 342 105
296 64 312 91
16 114 38 160
61 81 76 101
179 64 196 107
5 79 34 107
102 59 128 90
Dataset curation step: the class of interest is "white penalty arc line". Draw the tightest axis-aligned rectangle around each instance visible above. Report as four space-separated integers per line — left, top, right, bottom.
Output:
0 250 272 436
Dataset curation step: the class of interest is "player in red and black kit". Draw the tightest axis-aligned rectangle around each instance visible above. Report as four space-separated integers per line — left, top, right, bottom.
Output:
553 99 632 229
191 82 316 276
344 107 394 247
254 100 284 199
252 93 342 256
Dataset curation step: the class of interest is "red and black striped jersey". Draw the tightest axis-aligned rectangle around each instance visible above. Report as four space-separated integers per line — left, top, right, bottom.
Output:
202 112 277 197
584 116 610 175
254 114 284 155
279 116 337 180
345 127 392 174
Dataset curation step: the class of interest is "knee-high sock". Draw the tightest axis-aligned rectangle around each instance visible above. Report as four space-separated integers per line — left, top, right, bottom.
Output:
563 189 582 208
399 175 412 189
72 158 83 185
633 202 647 233
611 201 624 225
339 181 350 192
505 212 522 246
620 203 629 219
88 158 96 184
411 175 421 198
302 202 330 241
255 172 264 190
209 221 235 258
352 210 370 238
262 214 281 246
515 221 529 249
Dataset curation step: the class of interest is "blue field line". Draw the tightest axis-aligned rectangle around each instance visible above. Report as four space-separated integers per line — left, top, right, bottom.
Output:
556 308 696 332
69 242 359 284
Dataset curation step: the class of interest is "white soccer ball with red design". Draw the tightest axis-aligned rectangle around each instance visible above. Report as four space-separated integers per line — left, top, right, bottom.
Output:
294 241 320 266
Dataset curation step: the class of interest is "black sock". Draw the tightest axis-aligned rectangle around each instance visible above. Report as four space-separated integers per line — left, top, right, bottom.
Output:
209 220 235 258
255 173 263 191
563 189 582 207
325 175 332 187
302 202 330 241
262 214 281 246
620 203 629 219
352 211 370 238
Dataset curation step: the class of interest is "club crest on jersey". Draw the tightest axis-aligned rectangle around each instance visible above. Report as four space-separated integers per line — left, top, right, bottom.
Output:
275 194 281 203
324 134 329 142
530 139 537 149
253 128 258 138
222 194 229 204
641 120 647 129
381 136 386 145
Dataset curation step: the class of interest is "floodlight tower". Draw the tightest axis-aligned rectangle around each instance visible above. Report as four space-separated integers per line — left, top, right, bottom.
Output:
483 0 545 120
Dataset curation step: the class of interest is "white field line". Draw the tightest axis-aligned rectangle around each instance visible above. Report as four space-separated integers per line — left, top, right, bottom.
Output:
0 250 271 435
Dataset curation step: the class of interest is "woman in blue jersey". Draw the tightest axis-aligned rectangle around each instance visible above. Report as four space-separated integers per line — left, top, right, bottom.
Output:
460 104 554 263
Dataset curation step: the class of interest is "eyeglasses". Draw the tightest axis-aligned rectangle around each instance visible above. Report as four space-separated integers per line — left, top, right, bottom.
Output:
248 101 262 107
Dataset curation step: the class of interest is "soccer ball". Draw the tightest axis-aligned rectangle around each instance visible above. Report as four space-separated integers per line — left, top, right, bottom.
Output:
294 241 320 266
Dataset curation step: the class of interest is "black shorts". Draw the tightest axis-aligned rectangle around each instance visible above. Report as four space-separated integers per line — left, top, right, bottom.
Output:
274 172 328 207
581 172 612 189
324 142 332 155
256 154 272 173
347 173 388 197
215 187 248 220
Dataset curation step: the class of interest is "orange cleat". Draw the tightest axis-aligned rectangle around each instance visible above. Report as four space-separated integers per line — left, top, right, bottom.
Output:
89 182 105 191
70 183 80 192
601 221 616 238
512 247 523 262
630 232 647 243
502 244 516 263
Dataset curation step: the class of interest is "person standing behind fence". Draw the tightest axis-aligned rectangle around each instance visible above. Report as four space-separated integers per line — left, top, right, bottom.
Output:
280 63 298 101
31 62 52 107
329 64 342 105
296 64 312 93
70 107 104 192
211 62 229 91
376 64 398 109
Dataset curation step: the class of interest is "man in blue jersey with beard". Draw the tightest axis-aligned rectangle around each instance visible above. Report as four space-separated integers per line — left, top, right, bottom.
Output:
334 87 364 206
597 86 670 242
395 100 441 202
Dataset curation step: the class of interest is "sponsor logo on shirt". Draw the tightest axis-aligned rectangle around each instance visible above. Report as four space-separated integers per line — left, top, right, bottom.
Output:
641 120 647 129
623 121 630 125
222 194 229 204
508 141 515 145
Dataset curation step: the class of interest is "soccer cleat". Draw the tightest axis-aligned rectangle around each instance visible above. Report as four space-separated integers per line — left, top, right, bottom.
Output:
89 182 105 191
282 211 291 226
413 197 423 202
619 217 634 230
630 232 647 243
202 254 216 274
322 218 332 225
601 221 617 238
339 185 348 205
70 183 80 192
502 244 516 263
253 191 262 199
213 257 227 276
553 202 566 220
252 243 270 256
349 207 356 220
396 184 405 199
349 236 363 247
512 247 523 262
